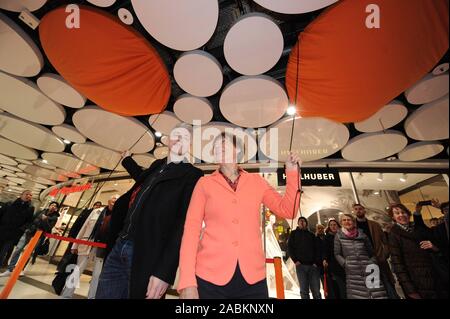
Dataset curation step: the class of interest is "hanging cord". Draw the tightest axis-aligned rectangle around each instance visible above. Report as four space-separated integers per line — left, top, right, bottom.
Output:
77 113 162 210
289 38 302 232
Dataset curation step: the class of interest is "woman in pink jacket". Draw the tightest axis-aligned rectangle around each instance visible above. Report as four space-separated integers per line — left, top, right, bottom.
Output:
179 132 301 299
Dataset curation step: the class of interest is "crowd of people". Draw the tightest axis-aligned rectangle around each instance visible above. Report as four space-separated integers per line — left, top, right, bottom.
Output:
0 123 448 300
287 201 449 299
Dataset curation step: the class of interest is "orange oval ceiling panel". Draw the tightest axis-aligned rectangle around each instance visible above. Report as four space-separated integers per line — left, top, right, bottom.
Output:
39 5 171 116
286 0 449 123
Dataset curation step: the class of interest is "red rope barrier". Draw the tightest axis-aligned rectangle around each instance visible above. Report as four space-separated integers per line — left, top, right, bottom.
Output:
44 233 106 248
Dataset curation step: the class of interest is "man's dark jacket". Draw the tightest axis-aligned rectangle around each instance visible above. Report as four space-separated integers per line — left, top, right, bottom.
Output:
106 156 203 298
0 199 34 243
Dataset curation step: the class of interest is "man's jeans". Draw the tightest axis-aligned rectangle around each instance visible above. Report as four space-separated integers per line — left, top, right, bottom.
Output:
296 264 322 299
95 239 134 299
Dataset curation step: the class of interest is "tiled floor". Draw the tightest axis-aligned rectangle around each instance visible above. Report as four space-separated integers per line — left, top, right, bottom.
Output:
0 257 179 299
0 258 92 299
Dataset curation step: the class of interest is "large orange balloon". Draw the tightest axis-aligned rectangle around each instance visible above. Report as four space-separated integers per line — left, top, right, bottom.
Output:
39 6 171 116
286 0 449 123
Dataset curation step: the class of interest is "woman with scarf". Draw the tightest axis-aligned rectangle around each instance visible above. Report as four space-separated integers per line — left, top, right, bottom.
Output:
334 213 387 299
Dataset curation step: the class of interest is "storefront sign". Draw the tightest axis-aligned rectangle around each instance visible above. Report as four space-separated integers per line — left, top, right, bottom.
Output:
49 183 92 197
277 168 341 187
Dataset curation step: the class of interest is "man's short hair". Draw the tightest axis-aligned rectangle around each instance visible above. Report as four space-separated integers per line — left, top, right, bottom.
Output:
352 203 365 208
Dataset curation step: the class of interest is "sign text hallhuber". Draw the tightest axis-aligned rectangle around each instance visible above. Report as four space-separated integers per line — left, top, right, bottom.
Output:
277 168 342 187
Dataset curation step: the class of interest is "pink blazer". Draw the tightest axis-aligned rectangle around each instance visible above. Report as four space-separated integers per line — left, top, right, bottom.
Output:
178 169 300 291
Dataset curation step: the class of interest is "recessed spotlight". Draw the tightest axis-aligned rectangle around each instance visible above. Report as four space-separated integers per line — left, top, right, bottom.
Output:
114 183 118 186
155 131 162 138
386 156 397 161
377 173 383 182
42 159 48 164
63 139 71 144
286 105 297 116
373 191 380 195
400 173 407 182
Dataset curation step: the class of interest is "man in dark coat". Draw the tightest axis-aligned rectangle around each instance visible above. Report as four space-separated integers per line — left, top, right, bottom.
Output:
96 124 203 299
0 201 60 277
0 190 34 266
288 217 322 299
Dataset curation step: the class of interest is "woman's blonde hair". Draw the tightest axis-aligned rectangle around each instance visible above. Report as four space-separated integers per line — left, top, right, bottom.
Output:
338 213 356 223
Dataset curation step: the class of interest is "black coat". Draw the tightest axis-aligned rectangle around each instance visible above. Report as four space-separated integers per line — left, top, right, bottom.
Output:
388 224 438 299
29 210 60 234
287 228 321 266
0 199 34 243
107 157 203 299
323 232 345 278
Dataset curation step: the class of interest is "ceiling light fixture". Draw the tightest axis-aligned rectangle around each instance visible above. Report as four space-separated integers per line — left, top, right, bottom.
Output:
42 159 48 164
63 139 71 144
286 105 297 116
400 174 407 182
377 173 383 182
155 131 163 138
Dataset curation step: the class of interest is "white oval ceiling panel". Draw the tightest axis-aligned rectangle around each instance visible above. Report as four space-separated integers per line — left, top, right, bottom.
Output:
342 130 408 162
0 136 38 160
0 169 16 177
433 63 449 76
220 75 288 128
52 124 86 144
0 113 65 152
149 111 182 136
0 0 47 12
355 100 408 133
174 94 213 125
0 71 66 125
224 13 283 75
0 12 43 77
131 0 219 51
0 154 18 166
252 0 338 14
72 143 125 171
1 164 22 172
405 73 449 105
32 160 56 170
192 122 258 164
404 94 449 141
42 152 100 176
87 0 116 7
73 106 155 153
15 158 33 165
37 73 86 109
260 117 349 162
21 181 47 190
16 172 56 185
6 177 26 184
174 50 223 97
132 154 156 168
118 8 134 25
398 142 444 162
23 165 69 182
161 135 169 146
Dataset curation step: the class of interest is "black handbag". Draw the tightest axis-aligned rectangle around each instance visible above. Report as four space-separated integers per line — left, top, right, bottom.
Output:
36 238 50 255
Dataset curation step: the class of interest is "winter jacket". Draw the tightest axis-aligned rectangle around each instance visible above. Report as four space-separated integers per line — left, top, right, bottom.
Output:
388 224 439 299
0 199 34 243
334 229 387 299
324 232 345 278
288 228 321 266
